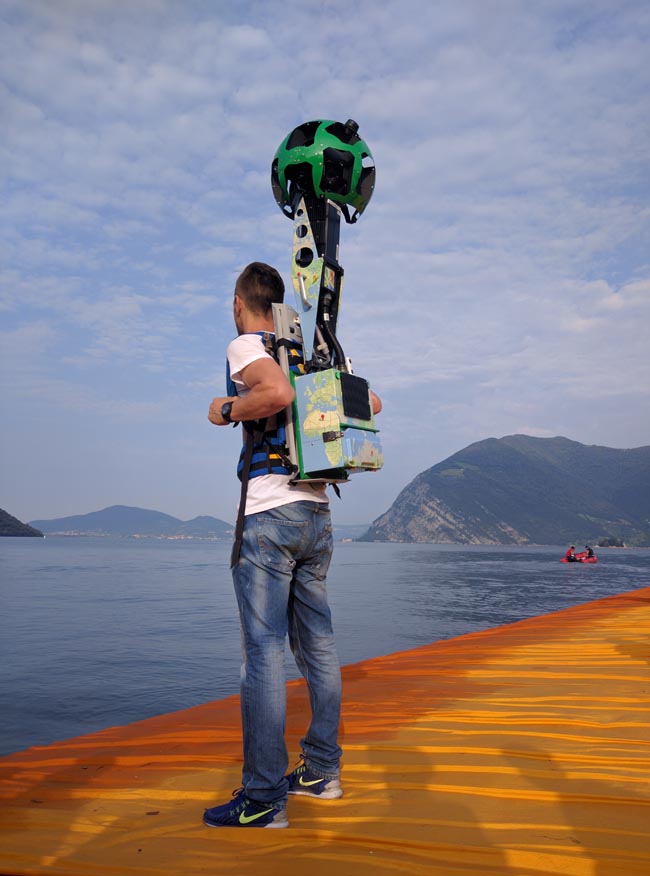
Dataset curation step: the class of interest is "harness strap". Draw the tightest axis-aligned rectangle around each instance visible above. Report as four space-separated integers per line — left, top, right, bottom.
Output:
230 418 267 568
259 432 298 475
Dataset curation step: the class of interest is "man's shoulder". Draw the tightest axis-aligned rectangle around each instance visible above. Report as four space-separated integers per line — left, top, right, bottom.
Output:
227 333 271 361
228 333 265 352
227 333 276 384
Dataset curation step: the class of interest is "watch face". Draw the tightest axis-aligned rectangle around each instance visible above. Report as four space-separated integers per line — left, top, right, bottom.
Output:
221 402 232 421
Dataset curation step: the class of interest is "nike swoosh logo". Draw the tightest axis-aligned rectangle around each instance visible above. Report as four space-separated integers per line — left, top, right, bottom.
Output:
239 807 274 825
299 776 324 787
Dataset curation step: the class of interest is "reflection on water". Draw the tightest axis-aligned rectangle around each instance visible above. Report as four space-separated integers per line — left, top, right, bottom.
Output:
0 538 647 755
327 543 649 660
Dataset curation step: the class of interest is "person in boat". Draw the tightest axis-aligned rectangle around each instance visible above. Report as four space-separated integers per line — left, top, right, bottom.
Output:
565 545 577 562
584 545 594 558
205 262 381 829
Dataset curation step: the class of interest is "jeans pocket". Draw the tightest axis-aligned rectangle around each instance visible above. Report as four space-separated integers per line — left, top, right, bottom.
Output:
256 513 308 573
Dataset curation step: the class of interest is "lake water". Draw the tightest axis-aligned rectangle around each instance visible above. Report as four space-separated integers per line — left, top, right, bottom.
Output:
0 537 648 756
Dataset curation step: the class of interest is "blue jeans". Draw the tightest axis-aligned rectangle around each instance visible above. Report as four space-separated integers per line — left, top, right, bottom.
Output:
232 501 342 808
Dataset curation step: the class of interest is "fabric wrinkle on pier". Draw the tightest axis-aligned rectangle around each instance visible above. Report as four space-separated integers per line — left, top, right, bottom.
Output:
1 587 649 876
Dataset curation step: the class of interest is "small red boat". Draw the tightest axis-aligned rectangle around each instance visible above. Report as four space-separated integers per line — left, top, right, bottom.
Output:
561 551 598 564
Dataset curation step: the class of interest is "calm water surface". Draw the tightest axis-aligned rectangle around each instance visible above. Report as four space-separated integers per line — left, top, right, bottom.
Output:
0 537 647 756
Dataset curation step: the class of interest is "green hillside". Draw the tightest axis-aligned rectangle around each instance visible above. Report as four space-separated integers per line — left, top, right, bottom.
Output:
361 436 650 546
0 509 44 537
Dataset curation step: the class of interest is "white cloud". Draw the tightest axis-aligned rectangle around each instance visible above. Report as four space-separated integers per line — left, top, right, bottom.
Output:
185 246 238 267
1 0 649 523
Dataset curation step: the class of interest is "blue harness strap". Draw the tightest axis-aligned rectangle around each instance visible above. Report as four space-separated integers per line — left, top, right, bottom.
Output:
227 332 304 481
228 331 304 568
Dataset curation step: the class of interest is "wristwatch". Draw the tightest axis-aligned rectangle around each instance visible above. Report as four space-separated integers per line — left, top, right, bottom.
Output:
221 401 234 423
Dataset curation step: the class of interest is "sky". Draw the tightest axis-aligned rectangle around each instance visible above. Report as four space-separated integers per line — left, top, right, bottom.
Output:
1 0 649 526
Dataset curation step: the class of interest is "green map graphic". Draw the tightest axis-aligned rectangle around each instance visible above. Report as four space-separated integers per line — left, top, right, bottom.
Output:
302 375 341 465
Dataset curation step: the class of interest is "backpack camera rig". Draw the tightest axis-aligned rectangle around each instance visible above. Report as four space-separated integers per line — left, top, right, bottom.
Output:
270 119 383 484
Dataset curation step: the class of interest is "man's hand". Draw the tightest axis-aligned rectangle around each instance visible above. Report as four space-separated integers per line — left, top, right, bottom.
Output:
208 396 235 426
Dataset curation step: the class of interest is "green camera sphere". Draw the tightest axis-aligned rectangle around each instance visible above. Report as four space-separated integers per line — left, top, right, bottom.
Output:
271 119 375 221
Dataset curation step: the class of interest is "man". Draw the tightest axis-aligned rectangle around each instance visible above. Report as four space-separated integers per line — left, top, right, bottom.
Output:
565 545 577 562
205 262 381 829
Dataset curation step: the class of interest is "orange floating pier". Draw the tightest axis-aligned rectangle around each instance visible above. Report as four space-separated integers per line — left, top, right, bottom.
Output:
1 588 649 876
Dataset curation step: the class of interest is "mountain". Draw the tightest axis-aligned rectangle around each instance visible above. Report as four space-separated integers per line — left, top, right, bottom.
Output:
0 508 44 538
29 505 233 539
360 436 650 546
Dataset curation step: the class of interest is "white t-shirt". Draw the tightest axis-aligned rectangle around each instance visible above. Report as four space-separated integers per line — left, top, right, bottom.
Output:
227 333 328 515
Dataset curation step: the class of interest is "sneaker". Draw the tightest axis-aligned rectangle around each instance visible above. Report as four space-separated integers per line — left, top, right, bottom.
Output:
203 788 288 829
286 760 343 799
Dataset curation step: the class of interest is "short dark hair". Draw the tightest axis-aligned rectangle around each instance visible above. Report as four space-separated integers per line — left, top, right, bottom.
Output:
235 262 284 315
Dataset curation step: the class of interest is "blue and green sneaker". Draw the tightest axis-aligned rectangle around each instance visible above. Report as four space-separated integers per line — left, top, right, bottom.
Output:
286 760 342 799
203 788 288 828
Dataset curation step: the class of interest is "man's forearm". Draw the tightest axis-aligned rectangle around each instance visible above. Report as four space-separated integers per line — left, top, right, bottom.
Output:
209 382 295 426
230 383 295 421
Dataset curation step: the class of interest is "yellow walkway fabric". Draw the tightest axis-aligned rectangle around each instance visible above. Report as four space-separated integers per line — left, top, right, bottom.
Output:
1 587 649 876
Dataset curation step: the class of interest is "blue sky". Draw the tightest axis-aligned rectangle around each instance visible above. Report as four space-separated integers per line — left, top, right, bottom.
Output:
1 0 649 526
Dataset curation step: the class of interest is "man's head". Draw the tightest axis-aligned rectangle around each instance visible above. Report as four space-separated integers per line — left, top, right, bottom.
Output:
233 262 284 333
